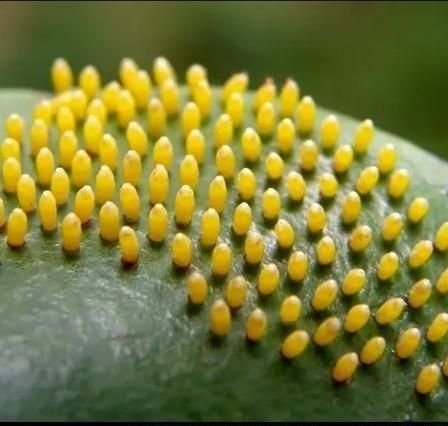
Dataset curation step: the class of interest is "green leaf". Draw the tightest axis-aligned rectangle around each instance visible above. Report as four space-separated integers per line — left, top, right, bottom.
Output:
0 88 447 421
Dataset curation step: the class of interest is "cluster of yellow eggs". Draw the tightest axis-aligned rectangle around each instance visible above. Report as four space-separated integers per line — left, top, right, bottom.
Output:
1 56 448 395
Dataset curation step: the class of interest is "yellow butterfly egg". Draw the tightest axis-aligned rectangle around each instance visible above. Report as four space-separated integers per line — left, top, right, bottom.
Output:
388 168 410 199
297 96 316 134
148 165 170 205
174 185 195 226
320 114 340 150
311 279 338 311
360 336 386 365
126 121 148 157
5 113 24 143
395 327 421 359
74 185 95 225
38 191 57 232
172 232 192 268
279 78 299 118
129 70 151 110
236 168 256 201
344 304 370 333
408 240 433 269
147 97 167 139
287 251 308 282
216 145 236 180
341 268 366 296
212 243 232 277
435 222 448 252
426 312 448 343
119 226 140 265
356 166 379 196
332 352 359 383
147 203 169 243
186 129 206 165
36 147 55 187
265 152 284 181
160 79 180 116
415 364 441 395
102 81 122 114
408 279 432 309
153 136 174 170
241 127 261 162
225 92 244 127
262 188 281 220
281 330 309 360
95 165 115 205
353 119 374 154
377 143 396 174
280 295 302 324
257 263 280 296
232 202 252 236
274 219 295 249
349 225 372 253
374 297 406 325
210 299 232 337
181 102 201 138
214 113 234 148
79 65 101 99
332 144 353 174
2 157 21 194
6 208 28 248
1 137 21 162
407 197 429 224
341 191 362 225
59 130 78 169
316 236 336 266
313 316 341 346
193 79 213 119
256 102 276 136
285 171 306 202
51 58 73 93
186 272 208 305
200 208 220 247
376 252 399 281
319 173 338 198
276 118 296 154
99 201 120 242
119 183 140 223
246 308 267 342
225 276 247 308
208 176 228 214
71 150 92 189
61 212 81 253
306 202 326 234
381 212 403 242
299 139 319 172
436 267 448 294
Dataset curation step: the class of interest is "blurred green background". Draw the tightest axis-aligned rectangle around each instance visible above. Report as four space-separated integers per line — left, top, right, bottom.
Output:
0 1 447 159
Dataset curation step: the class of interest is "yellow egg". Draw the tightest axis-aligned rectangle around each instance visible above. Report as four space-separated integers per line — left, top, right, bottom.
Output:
281 330 309 359
210 299 231 337
332 352 359 383
186 272 208 305
360 336 386 365
313 316 341 346
279 78 299 118
311 280 338 311
246 308 267 342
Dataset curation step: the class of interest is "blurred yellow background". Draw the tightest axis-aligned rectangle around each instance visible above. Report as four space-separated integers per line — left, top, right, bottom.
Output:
0 1 447 158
